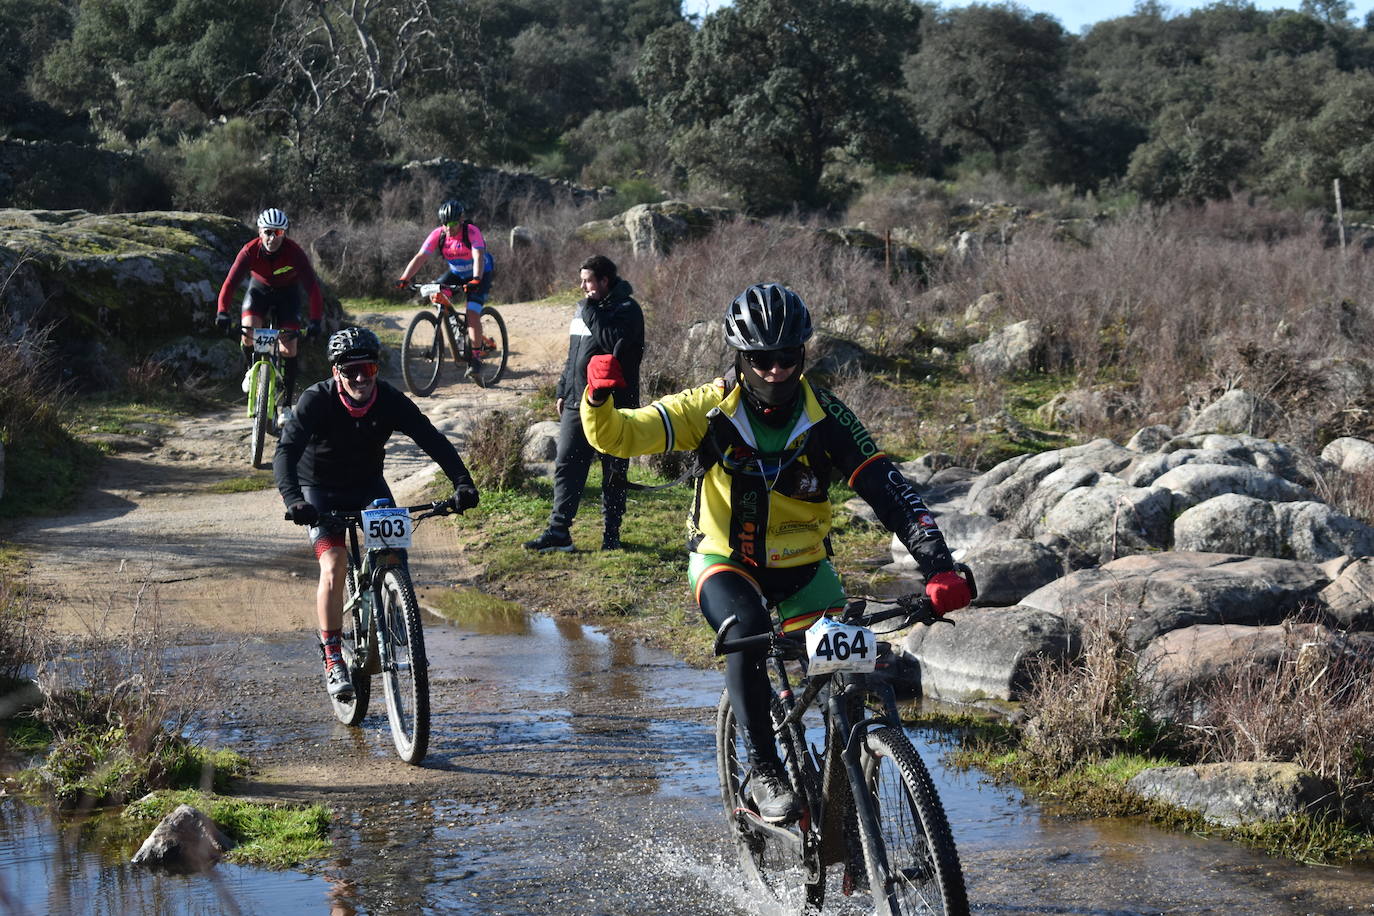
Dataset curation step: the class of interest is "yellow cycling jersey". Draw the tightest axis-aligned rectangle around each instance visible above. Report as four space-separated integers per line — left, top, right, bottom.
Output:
581 374 956 576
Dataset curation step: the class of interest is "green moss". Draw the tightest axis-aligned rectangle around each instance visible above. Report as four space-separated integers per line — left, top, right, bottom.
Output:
207 473 276 494
124 789 333 868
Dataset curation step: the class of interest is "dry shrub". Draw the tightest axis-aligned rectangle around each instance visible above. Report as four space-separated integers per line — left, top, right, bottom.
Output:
1019 598 1165 775
1313 465 1374 527
465 408 531 492
34 575 239 807
1183 626 1374 809
934 197 1374 435
0 577 43 693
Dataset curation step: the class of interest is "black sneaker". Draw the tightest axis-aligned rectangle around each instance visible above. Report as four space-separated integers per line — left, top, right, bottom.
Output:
523 531 574 553
601 534 622 551
749 761 800 823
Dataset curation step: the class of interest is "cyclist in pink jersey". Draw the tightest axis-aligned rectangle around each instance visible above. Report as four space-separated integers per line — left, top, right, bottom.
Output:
396 199 494 356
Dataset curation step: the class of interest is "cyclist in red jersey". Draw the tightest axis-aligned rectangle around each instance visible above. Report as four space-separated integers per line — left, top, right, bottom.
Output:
216 208 325 425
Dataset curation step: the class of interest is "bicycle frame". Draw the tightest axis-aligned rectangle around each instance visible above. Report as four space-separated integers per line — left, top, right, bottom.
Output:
423 285 470 362
243 326 295 418
341 519 408 678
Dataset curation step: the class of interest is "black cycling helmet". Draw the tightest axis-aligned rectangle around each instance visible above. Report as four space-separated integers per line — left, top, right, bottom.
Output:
438 199 466 224
327 327 381 365
724 283 813 351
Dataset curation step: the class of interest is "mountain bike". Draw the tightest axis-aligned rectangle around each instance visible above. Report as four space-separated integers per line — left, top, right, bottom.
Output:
713 564 977 916
242 325 298 469
292 498 459 764
401 281 508 394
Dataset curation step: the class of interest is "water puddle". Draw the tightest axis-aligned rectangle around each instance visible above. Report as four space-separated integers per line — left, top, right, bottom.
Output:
8 601 1374 914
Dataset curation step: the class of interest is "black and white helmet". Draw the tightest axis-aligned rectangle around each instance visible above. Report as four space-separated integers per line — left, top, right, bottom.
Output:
256 208 289 231
327 327 381 365
438 199 466 224
723 283 813 351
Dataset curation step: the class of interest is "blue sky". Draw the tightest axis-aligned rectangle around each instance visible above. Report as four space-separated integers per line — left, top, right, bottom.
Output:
681 0 1373 35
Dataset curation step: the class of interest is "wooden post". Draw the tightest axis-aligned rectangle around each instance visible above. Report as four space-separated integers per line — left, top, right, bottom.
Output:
1335 178 1347 250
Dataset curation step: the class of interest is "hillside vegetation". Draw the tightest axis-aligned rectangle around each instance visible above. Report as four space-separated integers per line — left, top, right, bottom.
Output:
5 0 1374 220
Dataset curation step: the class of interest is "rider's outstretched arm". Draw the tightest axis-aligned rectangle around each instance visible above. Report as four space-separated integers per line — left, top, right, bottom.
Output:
581 379 721 459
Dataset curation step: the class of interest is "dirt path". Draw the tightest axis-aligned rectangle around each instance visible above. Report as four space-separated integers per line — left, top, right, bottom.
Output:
13 301 572 637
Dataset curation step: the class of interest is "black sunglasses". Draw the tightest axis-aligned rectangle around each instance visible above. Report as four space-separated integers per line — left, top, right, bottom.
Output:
743 348 803 370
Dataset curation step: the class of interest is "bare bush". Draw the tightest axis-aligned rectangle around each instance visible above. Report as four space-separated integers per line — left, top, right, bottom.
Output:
465 408 531 492
933 198 1374 441
1183 626 1374 807
1019 598 1167 774
33 574 241 807
1311 465 1374 527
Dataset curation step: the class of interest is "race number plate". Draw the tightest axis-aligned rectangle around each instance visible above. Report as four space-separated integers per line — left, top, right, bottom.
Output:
361 507 412 549
805 615 877 675
252 327 280 354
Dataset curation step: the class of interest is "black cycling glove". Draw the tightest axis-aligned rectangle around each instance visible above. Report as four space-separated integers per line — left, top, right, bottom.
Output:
287 502 319 526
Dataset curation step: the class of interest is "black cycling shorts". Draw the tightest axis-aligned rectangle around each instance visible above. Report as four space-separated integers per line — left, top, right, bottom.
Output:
242 279 303 330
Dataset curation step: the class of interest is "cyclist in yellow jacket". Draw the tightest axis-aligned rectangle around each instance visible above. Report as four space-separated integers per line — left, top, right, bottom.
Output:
580 282 972 822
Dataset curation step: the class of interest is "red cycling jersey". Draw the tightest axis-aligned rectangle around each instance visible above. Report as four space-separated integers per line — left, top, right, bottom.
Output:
217 237 325 320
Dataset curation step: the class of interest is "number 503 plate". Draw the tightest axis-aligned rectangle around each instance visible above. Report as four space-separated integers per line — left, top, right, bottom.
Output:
805 615 876 675
362 507 412 548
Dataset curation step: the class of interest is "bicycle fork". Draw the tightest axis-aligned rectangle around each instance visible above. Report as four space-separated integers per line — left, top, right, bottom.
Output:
830 679 903 915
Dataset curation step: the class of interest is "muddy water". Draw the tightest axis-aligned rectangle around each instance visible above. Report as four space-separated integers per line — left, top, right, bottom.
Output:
5 607 1374 915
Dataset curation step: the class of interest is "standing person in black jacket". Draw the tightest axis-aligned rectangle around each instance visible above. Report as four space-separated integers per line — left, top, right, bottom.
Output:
524 255 645 553
275 327 480 700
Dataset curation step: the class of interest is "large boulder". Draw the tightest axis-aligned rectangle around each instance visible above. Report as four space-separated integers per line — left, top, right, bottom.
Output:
1180 389 1277 436
1322 436 1374 475
1019 552 1329 651
1127 762 1335 826
1135 622 1334 718
1318 557 1374 630
1037 481 1175 563
967 439 1134 519
1150 463 1311 515
966 319 1047 378
902 606 1077 701
957 539 1065 607
0 209 344 384
1123 448 1250 487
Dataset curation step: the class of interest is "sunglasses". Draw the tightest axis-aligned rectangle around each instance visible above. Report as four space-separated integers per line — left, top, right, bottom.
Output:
743 348 802 371
337 362 379 379
260 228 285 237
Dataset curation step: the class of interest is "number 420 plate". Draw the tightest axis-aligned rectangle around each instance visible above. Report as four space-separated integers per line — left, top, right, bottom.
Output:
361 507 412 549
805 615 876 675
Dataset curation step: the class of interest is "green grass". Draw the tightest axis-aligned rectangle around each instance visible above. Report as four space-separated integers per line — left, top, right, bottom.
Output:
124 789 333 868
444 465 898 667
208 472 277 494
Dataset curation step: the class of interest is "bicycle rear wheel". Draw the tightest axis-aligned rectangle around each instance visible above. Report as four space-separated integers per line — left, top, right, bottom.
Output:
401 310 443 396
715 690 823 913
330 560 371 726
472 306 508 387
249 361 271 468
379 566 430 764
860 727 968 916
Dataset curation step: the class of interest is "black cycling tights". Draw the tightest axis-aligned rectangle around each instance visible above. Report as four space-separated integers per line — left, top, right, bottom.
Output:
697 568 783 769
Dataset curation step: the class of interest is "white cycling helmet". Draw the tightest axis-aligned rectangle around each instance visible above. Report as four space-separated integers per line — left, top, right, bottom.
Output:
256 208 289 231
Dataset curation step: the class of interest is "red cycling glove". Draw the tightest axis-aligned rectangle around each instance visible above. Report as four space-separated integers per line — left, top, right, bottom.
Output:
586 354 627 403
925 571 972 616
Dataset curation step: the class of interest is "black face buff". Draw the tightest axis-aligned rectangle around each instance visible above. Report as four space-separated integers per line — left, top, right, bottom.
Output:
736 350 804 415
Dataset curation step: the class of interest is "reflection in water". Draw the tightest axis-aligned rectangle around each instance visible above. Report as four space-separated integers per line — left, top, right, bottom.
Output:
0 796 328 915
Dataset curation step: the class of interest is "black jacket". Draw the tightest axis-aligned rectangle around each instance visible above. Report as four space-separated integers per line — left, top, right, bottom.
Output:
274 378 473 506
555 278 645 408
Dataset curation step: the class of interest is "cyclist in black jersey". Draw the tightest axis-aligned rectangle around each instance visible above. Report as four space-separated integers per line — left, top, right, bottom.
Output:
274 327 480 700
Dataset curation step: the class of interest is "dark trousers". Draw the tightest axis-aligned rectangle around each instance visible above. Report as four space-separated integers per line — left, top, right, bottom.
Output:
548 404 627 539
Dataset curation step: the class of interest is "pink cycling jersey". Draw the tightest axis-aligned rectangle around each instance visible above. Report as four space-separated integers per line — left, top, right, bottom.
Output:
420 224 488 275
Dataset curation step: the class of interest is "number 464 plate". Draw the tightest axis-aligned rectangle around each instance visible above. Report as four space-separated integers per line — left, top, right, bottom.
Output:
362 507 412 549
805 615 876 675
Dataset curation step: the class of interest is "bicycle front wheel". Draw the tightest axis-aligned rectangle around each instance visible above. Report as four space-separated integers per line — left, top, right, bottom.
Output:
330 561 372 726
472 306 508 387
401 310 443 396
860 727 968 916
715 690 822 914
379 566 430 764
249 361 271 468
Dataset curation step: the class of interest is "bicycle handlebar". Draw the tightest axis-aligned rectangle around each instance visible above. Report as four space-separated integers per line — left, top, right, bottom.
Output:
282 499 462 524
237 325 301 339
713 562 976 657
